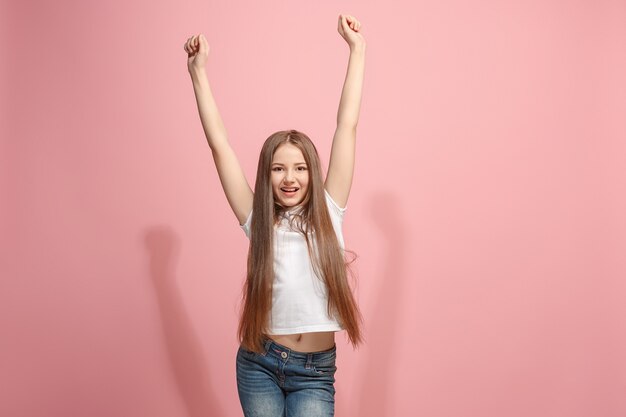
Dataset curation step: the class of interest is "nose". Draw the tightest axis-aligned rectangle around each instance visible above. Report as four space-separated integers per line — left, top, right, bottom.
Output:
283 169 295 183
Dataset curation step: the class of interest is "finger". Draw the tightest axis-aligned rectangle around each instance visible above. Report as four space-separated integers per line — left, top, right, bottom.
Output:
338 15 346 34
341 15 350 30
198 34 207 53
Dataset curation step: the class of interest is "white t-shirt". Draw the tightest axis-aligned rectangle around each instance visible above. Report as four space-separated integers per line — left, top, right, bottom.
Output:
240 189 346 334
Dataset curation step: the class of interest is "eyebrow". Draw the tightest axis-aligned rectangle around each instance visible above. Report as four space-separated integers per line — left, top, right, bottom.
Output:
271 162 307 166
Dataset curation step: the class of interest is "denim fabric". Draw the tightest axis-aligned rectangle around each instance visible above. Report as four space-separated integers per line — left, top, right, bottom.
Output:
236 338 337 417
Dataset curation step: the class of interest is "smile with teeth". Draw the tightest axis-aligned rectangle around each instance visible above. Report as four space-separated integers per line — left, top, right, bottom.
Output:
281 187 299 194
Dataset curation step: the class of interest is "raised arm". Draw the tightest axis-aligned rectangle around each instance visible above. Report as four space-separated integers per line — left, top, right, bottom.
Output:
324 15 366 208
185 34 253 225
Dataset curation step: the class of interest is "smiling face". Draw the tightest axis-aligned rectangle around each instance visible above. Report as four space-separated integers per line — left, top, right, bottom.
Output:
271 143 310 208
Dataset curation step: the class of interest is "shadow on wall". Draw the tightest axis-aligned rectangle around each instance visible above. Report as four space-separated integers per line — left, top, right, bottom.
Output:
356 191 409 417
144 227 224 417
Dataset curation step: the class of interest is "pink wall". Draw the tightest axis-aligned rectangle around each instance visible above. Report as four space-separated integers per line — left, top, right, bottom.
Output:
2 1 625 416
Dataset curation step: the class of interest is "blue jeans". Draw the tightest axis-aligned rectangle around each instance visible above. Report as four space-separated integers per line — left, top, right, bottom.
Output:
236 338 337 417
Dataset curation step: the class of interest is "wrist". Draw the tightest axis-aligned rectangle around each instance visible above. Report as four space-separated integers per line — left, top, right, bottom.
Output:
188 65 207 81
349 43 366 54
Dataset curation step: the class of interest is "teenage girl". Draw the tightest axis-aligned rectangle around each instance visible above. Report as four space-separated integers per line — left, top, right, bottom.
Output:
184 13 365 417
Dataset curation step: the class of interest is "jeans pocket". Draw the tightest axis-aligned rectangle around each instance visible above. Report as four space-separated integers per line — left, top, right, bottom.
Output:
238 345 269 360
313 364 337 375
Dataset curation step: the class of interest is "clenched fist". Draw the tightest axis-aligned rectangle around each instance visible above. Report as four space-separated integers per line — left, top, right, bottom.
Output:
184 34 209 72
338 14 365 50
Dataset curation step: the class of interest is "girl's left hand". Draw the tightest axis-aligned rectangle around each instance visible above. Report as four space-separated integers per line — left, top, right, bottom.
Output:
337 14 365 49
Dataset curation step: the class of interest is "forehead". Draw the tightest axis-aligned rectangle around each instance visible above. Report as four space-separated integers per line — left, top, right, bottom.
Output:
272 143 305 163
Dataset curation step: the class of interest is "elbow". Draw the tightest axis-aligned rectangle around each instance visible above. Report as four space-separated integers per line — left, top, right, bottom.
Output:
336 121 358 132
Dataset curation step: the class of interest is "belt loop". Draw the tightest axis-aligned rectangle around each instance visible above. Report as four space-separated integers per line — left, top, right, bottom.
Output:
305 353 313 370
263 338 272 356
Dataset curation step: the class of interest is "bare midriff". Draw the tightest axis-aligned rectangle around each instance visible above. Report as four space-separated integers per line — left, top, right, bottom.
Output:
267 331 336 353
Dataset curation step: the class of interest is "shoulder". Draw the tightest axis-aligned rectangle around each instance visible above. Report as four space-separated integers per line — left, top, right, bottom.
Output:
324 188 346 222
240 210 252 238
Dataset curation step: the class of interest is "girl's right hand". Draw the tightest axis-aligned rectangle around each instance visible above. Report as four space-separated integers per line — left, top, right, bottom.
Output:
184 34 209 71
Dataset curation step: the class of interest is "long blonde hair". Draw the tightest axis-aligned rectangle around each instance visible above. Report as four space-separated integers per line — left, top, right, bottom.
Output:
238 129 362 352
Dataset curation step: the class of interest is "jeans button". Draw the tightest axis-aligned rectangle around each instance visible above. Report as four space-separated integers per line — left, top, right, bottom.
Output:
281 351 288 359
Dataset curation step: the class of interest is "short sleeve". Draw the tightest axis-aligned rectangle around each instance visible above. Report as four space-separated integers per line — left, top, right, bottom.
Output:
240 210 252 238
324 189 346 222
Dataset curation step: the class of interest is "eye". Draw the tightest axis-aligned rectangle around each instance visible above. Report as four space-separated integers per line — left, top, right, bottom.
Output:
297 166 308 171
272 167 283 172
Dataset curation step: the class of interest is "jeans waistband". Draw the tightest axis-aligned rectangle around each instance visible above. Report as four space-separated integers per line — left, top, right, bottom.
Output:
262 338 336 363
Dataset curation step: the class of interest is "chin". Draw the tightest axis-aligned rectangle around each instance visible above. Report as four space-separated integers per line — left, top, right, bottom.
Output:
280 200 299 208
275 196 304 208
